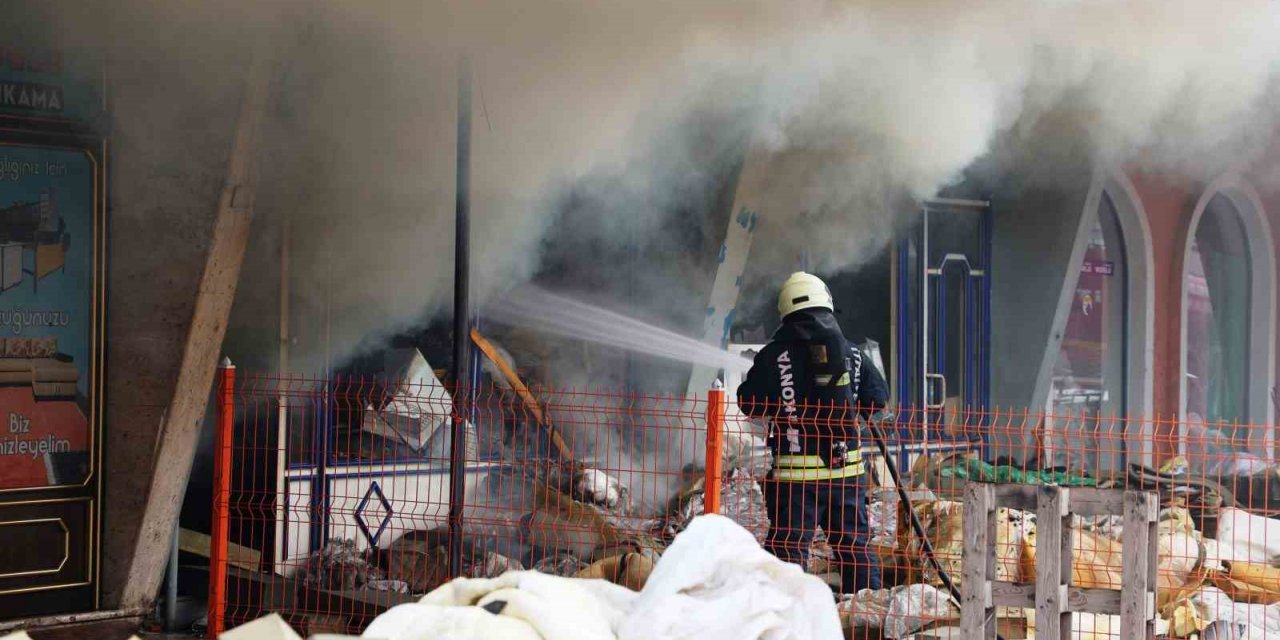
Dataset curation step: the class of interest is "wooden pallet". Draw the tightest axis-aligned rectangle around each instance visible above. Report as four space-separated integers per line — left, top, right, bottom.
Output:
959 483 1158 640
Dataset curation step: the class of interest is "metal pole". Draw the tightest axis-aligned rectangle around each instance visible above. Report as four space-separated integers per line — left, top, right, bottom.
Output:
448 57 473 578
921 207 930 446
165 518 179 631
274 215 290 571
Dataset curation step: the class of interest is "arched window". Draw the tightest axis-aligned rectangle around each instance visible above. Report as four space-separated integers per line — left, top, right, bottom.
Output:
1181 179 1276 469
1047 190 1129 475
1185 194 1251 427
1050 191 1128 417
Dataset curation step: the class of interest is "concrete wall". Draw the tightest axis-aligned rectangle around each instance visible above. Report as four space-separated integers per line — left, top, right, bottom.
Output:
98 50 245 609
0 2 252 610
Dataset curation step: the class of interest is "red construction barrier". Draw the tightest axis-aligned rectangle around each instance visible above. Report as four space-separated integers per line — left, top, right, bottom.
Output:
208 358 235 638
704 387 725 515
206 371 1280 639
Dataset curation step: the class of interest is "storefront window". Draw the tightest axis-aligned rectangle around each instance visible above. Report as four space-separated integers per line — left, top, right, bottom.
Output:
1185 194 1251 433
1047 192 1127 474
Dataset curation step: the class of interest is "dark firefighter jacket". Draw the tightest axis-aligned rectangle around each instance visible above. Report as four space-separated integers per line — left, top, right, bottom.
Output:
736 309 888 481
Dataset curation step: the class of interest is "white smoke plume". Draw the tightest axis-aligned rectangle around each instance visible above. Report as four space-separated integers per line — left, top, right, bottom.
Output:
20 0 1280 371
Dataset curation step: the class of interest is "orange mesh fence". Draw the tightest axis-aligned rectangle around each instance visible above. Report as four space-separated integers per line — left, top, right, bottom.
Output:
212 369 1280 639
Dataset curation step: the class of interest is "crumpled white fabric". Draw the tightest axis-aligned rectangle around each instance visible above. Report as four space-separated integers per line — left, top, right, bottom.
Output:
364 570 635 640
363 603 542 640
362 514 841 640
618 514 842 640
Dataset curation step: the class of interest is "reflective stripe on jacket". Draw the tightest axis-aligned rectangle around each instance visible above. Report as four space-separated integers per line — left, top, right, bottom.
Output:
772 449 865 481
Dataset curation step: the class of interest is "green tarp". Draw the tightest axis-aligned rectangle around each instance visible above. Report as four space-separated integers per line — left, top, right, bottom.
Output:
937 459 1096 486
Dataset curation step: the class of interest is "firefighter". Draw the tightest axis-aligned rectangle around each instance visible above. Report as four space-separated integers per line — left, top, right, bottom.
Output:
736 271 886 593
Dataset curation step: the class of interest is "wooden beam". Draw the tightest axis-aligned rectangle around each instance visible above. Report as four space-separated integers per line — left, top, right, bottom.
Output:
1120 491 1158 640
470 328 574 461
118 27 278 610
178 528 261 573
1065 486 1127 518
960 481 996 640
1035 486 1071 640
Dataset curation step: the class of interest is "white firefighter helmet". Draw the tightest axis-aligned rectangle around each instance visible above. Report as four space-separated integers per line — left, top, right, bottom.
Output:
777 271 834 316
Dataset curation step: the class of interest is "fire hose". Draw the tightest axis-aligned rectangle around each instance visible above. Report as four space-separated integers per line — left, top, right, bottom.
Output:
863 414 1012 639
864 412 963 606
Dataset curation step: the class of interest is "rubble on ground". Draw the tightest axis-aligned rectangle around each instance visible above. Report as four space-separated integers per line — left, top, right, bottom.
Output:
506 458 634 515
533 551 589 577
653 430 771 544
294 532 523 597
839 584 958 639
220 515 842 640
299 539 384 592
852 453 1280 639
362 514 840 640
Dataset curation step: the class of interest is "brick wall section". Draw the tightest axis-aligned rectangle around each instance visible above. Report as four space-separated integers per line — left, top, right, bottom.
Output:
1125 171 1197 464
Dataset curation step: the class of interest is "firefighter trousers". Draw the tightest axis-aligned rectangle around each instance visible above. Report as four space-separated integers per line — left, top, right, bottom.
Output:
762 475 882 593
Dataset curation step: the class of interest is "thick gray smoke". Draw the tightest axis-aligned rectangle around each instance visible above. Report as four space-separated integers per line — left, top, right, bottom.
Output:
22 0 1280 371
293 0 1280 370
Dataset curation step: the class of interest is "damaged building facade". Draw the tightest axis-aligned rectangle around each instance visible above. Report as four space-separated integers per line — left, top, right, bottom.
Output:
5 8 1280 640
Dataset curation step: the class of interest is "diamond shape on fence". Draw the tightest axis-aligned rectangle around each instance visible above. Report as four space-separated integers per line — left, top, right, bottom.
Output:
355 481 393 548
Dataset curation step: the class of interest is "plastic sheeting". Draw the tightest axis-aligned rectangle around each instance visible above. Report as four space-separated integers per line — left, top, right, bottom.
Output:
935 459 1096 486
1185 425 1274 478
620 514 841 640
1194 586 1280 640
